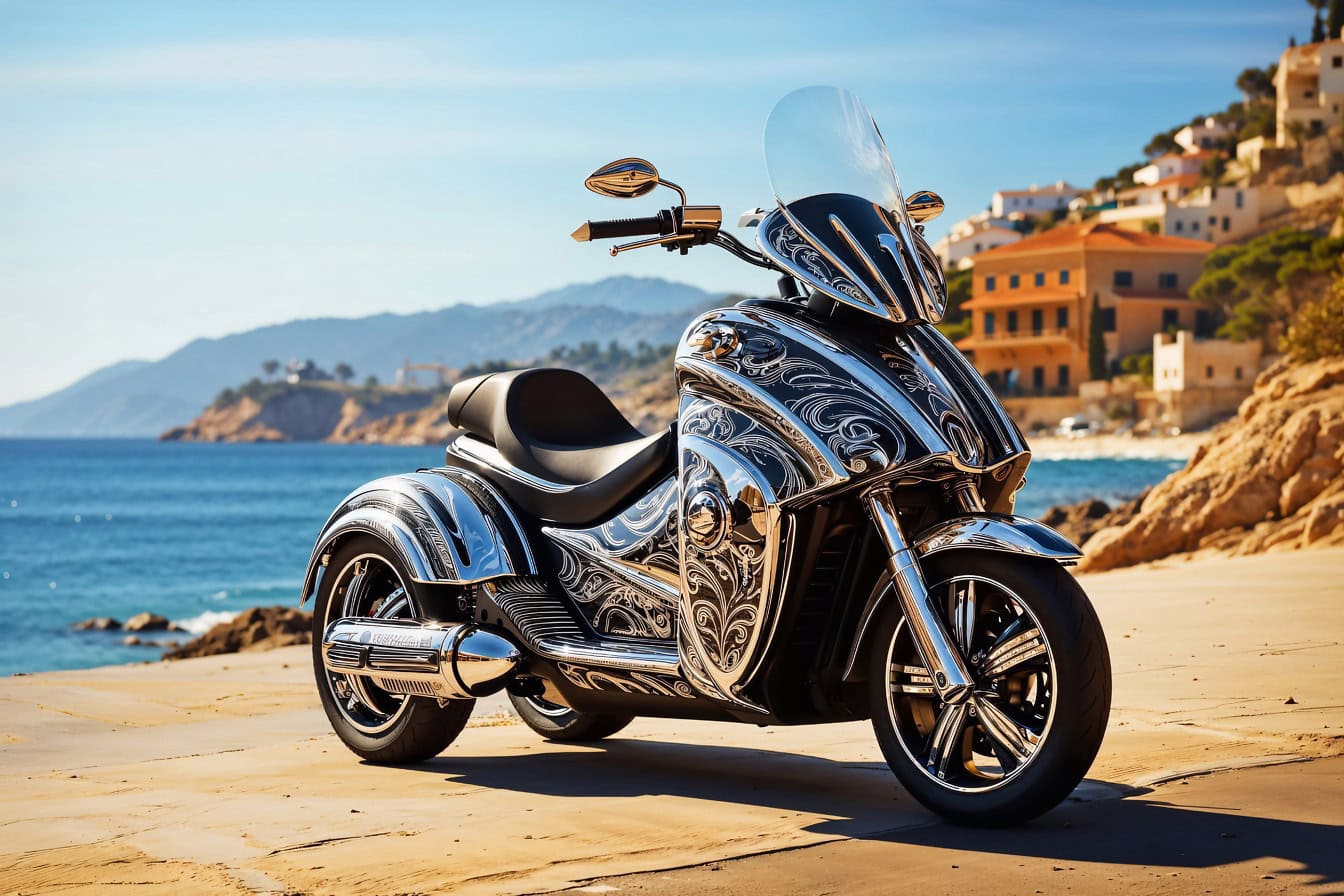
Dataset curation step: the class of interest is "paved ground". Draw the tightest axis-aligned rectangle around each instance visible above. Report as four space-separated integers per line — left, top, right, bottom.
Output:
2 548 1341 895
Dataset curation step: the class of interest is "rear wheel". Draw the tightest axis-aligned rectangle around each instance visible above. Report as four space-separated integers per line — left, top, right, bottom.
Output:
312 535 475 763
507 691 634 741
867 550 1110 826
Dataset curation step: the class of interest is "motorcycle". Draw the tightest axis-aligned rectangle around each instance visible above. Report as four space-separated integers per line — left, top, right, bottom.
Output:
303 86 1111 826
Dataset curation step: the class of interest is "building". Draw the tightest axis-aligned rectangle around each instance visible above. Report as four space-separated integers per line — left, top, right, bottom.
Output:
931 211 1024 270
1150 330 1262 430
958 222 1213 397
1174 117 1232 153
1274 27 1344 147
1132 152 1206 186
990 181 1086 219
1098 183 1266 243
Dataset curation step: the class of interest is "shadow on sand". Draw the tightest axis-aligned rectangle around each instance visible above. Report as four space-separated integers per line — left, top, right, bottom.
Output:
400 738 1341 887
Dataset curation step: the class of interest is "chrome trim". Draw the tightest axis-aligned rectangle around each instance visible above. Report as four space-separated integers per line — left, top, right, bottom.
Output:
300 469 539 603
865 489 974 704
322 617 521 700
449 437 573 494
829 213 901 306
913 515 1083 562
757 209 892 318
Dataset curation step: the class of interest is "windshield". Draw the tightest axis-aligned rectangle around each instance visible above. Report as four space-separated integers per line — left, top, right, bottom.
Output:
765 85 905 215
759 86 945 324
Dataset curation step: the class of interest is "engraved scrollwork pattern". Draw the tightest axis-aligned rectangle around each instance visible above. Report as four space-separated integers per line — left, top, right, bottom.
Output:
763 214 871 305
556 662 695 699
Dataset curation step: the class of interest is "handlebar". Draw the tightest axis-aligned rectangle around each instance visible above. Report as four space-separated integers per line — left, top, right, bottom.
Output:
571 214 667 242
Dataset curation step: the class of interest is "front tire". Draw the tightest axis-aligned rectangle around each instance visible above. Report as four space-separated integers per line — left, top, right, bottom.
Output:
507 692 634 741
312 535 475 764
868 550 1110 826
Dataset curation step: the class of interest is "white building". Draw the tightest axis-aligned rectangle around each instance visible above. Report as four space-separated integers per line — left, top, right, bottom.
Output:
1132 152 1206 186
931 212 1023 269
990 181 1086 219
1174 117 1233 153
1275 27 1344 147
1151 330 1262 430
1098 183 1265 243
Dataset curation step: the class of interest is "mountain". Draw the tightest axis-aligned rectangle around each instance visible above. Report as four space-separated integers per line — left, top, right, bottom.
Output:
0 277 720 437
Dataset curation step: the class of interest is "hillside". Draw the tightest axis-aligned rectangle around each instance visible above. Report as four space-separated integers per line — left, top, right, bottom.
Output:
0 277 718 438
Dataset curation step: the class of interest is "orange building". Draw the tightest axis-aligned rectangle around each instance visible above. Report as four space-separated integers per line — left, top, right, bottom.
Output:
957 222 1213 396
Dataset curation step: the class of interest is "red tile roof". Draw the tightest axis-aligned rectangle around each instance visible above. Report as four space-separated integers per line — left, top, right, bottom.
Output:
1118 173 1202 197
972 222 1213 259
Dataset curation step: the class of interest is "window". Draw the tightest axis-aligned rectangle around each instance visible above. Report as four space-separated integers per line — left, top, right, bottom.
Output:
1235 366 1244 380
1305 89 1315 99
1158 272 1178 289
1192 220 1201 232
1235 191 1244 209
1174 220 1184 233
1162 308 1180 330
973 242 983 253
1113 270 1133 288
1209 216 1217 227
1058 365 1070 388
1034 271 1045 287
1059 269 1070 285
1222 216 1231 232
1031 309 1044 333
984 312 996 335
1205 365 1214 379
1027 197 1034 207
1009 273 1020 289
1098 308 1117 332
1007 310 1019 332
1196 309 1215 338
1333 55 1342 68
1032 366 1045 391
985 275 996 292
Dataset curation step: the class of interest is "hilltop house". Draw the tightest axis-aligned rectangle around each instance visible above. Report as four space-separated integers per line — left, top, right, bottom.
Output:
931 211 1023 270
1132 151 1207 185
1174 117 1232 153
990 181 1086 219
1149 330 1262 430
1099 182 1265 243
957 222 1212 397
1275 26 1344 147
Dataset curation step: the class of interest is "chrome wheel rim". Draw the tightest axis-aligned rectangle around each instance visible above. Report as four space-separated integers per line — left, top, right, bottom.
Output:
884 574 1057 793
523 696 573 718
322 553 419 735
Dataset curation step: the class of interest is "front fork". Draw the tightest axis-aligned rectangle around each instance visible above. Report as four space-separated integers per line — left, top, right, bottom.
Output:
864 485 976 705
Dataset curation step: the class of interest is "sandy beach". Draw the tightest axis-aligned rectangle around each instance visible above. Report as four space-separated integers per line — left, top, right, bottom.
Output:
2 548 1341 895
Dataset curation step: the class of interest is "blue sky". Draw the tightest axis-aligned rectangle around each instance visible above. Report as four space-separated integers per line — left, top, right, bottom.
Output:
0 0 1305 405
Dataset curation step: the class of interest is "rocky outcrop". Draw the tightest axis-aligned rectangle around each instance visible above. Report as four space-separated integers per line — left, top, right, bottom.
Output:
71 616 121 631
163 607 311 660
125 612 182 632
1081 357 1344 571
1039 491 1147 549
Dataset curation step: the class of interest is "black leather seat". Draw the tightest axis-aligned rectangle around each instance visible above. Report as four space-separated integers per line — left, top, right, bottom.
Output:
445 368 674 525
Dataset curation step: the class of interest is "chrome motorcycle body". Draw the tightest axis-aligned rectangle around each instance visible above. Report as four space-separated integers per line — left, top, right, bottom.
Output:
304 87 1110 825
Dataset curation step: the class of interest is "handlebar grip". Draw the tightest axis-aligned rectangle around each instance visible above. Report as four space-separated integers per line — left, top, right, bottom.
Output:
573 215 665 242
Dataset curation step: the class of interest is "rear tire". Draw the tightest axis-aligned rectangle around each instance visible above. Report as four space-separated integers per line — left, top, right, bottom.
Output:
507 691 634 741
312 535 475 764
868 550 1110 826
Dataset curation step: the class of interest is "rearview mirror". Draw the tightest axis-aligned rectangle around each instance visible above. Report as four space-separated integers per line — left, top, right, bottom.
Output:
906 190 945 224
585 158 661 199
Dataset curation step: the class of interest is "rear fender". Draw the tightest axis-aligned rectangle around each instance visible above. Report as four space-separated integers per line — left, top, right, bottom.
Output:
300 468 538 605
840 514 1081 681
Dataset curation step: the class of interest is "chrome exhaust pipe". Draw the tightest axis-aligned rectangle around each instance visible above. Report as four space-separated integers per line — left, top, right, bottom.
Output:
321 617 521 700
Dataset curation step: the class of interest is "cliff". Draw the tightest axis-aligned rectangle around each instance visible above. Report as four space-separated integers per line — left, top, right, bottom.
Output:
1081 357 1344 571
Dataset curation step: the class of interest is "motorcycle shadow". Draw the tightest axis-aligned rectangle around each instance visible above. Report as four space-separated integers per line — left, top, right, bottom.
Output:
404 740 1341 884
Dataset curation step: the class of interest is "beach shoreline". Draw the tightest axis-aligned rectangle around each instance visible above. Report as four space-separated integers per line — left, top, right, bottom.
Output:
2 547 1340 895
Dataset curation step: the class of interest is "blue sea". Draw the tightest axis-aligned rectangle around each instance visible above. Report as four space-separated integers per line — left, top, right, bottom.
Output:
0 439 1184 676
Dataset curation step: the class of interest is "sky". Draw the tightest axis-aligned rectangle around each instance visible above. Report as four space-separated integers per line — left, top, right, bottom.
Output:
0 0 1307 406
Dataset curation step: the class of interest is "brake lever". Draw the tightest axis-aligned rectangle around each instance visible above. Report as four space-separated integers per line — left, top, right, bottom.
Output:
610 233 696 256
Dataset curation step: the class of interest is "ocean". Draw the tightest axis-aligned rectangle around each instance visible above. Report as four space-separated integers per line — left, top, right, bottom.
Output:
0 439 1185 676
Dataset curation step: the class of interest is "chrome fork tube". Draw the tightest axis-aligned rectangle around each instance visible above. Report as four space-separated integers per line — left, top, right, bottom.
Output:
865 488 974 704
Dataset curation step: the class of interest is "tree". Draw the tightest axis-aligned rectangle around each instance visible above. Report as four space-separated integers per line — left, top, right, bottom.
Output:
333 362 354 384
261 359 280 379
1310 0 1327 42
1235 67 1275 104
1286 119 1308 150
1088 293 1108 381
1281 275 1344 361
1143 129 1181 158
364 375 380 388
1200 152 1228 186
1330 0 1343 40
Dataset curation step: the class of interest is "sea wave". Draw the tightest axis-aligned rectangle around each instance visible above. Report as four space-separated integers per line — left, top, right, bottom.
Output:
173 610 239 635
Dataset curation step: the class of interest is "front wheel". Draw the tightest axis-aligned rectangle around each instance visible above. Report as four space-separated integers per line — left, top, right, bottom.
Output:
868 550 1110 826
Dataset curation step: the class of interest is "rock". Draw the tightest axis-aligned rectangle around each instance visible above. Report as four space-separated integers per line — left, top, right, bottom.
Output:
124 612 181 632
122 635 173 648
72 617 121 631
1082 357 1344 572
163 606 312 660
1039 491 1148 548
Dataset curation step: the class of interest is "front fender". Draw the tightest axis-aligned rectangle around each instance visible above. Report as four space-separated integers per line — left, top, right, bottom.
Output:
300 468 538 605
841 514 1081 682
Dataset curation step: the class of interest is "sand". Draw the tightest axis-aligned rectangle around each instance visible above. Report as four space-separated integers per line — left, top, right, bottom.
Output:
2 548 1341 895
